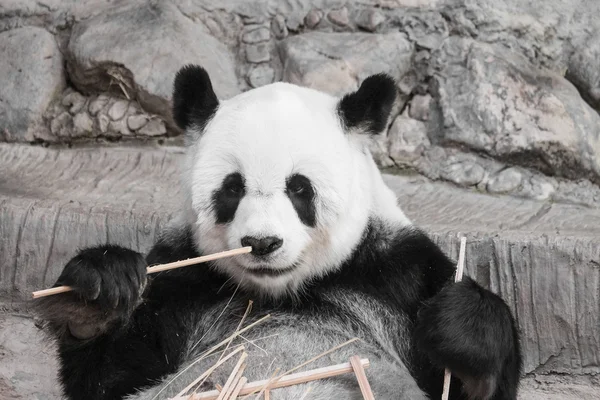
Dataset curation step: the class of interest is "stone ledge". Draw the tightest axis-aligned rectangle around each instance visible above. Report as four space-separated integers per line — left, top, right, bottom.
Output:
0 143 598 375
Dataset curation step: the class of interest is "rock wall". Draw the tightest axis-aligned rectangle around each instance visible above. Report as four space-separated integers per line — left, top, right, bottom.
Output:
1 0 599 205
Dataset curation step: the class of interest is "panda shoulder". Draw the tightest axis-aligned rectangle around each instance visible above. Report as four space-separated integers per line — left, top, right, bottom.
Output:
337 221 456 286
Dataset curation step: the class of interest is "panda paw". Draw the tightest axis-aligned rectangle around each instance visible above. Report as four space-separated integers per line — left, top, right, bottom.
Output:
34 245 147 340
414 278 521 400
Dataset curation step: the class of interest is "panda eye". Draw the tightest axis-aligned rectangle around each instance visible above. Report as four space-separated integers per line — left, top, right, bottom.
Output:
228 185 243 195
289 182 305 194
286 174 312 197
221 173 245 196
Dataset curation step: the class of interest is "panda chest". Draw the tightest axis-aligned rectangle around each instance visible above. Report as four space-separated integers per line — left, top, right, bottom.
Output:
182 288 408 367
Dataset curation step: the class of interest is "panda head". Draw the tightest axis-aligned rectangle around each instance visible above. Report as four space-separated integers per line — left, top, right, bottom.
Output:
172 65 410 298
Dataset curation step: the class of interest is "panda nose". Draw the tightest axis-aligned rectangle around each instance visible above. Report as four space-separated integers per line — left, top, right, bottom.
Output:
241 236 283 256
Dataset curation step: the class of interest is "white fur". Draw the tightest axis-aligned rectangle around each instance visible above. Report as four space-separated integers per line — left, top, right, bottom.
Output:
182 82 411 297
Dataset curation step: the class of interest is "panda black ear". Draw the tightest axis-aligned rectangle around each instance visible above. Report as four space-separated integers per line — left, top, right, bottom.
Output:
172 64 219 131
337 74 397 135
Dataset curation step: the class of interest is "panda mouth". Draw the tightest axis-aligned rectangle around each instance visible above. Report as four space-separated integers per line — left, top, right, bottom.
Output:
244 265 297 277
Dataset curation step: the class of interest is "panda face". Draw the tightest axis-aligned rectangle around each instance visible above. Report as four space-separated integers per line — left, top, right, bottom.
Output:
172 65 403 297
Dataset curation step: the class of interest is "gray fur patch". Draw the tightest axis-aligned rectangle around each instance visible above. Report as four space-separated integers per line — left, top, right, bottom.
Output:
125 289 427 400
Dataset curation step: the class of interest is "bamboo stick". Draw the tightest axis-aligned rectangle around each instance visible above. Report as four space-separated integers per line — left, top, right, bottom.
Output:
173 359 370 400
229 377 248 399
441 236 467 400
180 301 254 397
247 368 279 400
350 355 375 400
236 337 360 399
152 314 271 400
216 353 248 400
31 247 252 298
177 346 246 398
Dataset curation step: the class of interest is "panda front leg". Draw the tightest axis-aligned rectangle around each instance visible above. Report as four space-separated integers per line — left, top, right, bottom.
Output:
414 277 522 400
33 245 172 400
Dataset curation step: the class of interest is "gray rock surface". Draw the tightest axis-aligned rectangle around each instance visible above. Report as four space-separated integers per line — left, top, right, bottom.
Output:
355 8 386 32
431 38 600 186
1 0 599 206
246 42 271 63
108 118 131 137
127 114 149 131
387 114 430 164
487 168 523 194
73 111 94 135
247 64 276 88
0 313 61 399
327 7 350 27
1 143 598 377
62 92 86 114
439 157 486 187
409 94 431 121
242 26 270 44
98 114 109 133
567 33 600 113
138 118 167 136
50 112 73 139
107 100 128 121
0 27 65 142
45 89 169 140
279 31 414 96
66 1 240 124
271 14 288 39
88 94 109 116
304 9 323 29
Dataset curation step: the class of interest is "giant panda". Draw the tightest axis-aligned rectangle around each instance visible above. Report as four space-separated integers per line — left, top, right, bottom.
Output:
34 65 522 400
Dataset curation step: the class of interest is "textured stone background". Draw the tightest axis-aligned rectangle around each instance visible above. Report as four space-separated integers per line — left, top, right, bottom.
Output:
2 0 600 203
0 0 599 398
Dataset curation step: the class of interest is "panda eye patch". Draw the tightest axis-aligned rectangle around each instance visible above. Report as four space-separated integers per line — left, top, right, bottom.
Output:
286 174 316 227
212 172 245 224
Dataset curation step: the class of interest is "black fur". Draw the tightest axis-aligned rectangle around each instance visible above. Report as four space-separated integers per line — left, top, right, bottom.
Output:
172 64 219 131
34 222 521 400
337 74 397 135
34 245 147 341
414 279 522 400
211 172 246 224
285 173 316 227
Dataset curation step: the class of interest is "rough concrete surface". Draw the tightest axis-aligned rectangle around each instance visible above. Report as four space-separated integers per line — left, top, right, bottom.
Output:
0 313 61 400
0 27 65 142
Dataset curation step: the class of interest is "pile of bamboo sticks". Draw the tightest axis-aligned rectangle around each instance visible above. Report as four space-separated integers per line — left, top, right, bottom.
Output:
169 349 373 400
161 302 375 400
